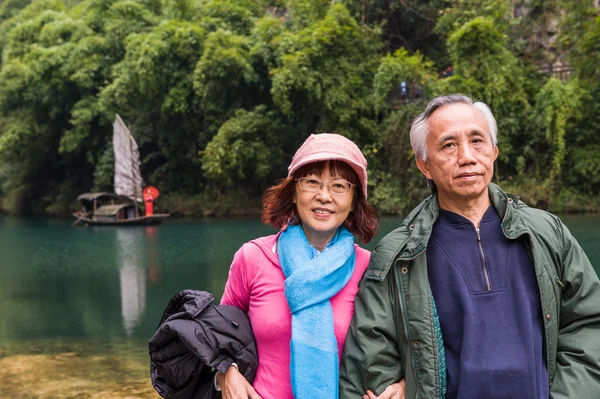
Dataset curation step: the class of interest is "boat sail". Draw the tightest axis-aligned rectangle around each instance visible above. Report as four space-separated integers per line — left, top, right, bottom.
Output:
72 115 169 226
113 114 144 202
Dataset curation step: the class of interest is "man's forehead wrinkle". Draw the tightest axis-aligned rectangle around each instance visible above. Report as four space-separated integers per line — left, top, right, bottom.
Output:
470 128 487 136
435 122 487 137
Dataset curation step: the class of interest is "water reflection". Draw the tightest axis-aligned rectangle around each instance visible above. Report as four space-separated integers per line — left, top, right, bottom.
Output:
116 227 161 337
146 227 161 286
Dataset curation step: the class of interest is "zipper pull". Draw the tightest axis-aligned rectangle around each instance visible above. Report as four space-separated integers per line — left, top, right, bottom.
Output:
476 228 481 241
555 276 565 288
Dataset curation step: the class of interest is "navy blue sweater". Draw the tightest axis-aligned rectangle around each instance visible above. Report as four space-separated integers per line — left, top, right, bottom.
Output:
427 206 548 399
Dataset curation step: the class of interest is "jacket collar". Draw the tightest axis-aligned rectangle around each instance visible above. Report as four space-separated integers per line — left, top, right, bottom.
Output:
397 183 528 260
488 183 531 239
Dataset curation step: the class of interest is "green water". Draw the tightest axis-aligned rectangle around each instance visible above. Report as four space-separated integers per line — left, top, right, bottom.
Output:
0 214 599 397
1 214 599 342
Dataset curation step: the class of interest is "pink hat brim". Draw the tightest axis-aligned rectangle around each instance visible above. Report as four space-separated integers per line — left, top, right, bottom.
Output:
288 152 368 199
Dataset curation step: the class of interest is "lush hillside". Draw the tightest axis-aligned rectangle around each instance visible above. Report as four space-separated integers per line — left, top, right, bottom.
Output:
0 0 598 216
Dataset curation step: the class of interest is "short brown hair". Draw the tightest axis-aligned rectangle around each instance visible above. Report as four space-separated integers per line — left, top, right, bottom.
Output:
261 160 379 243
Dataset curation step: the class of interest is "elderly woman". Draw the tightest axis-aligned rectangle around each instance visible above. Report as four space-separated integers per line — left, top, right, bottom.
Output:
215 133 379 399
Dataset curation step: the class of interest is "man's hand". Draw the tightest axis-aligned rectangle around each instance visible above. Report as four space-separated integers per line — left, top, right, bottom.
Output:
363 379 406 399
217 365 262 399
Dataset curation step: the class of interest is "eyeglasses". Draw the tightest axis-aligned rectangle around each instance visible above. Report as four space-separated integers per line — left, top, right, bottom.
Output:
295 178 356 194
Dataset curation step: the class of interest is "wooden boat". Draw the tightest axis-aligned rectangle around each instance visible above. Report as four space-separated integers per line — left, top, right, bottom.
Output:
73 115 170 226
73 193 169 226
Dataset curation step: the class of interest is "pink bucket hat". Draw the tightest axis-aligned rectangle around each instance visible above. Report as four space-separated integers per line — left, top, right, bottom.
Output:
287 133 368 199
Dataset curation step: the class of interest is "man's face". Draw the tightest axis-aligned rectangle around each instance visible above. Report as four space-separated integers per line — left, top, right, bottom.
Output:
416 103 498 207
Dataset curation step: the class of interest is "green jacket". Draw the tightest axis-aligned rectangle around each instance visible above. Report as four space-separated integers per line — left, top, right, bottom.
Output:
340 184 600 398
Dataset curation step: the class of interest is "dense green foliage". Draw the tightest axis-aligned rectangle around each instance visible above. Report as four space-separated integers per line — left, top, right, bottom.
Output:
0 0 598 216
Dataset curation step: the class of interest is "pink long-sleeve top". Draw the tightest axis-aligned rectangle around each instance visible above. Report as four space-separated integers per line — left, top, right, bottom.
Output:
220 232 370 399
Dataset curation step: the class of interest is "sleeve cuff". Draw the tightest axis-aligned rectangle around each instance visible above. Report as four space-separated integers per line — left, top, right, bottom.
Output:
213 362 238 392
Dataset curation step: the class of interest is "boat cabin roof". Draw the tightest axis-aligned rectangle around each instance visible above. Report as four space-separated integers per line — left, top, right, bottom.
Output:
77 192 120 202
94 203 135 216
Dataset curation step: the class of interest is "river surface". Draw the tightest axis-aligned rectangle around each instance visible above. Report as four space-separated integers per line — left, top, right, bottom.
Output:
0 214 599 398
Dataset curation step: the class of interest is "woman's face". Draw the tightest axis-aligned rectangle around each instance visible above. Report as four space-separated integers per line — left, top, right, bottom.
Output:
293 163 355 249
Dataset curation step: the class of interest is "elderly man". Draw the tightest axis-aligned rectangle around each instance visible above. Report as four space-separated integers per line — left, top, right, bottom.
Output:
340 94 600 399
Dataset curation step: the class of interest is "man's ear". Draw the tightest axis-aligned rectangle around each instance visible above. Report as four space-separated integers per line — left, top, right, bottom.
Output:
493 145 499 161
416 158 432 180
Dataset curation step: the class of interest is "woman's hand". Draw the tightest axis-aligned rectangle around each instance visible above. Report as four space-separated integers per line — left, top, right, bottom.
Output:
363 379 406 399
217 365 262 399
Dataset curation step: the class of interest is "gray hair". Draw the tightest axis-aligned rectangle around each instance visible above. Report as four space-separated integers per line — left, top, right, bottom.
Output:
410 94 498 161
